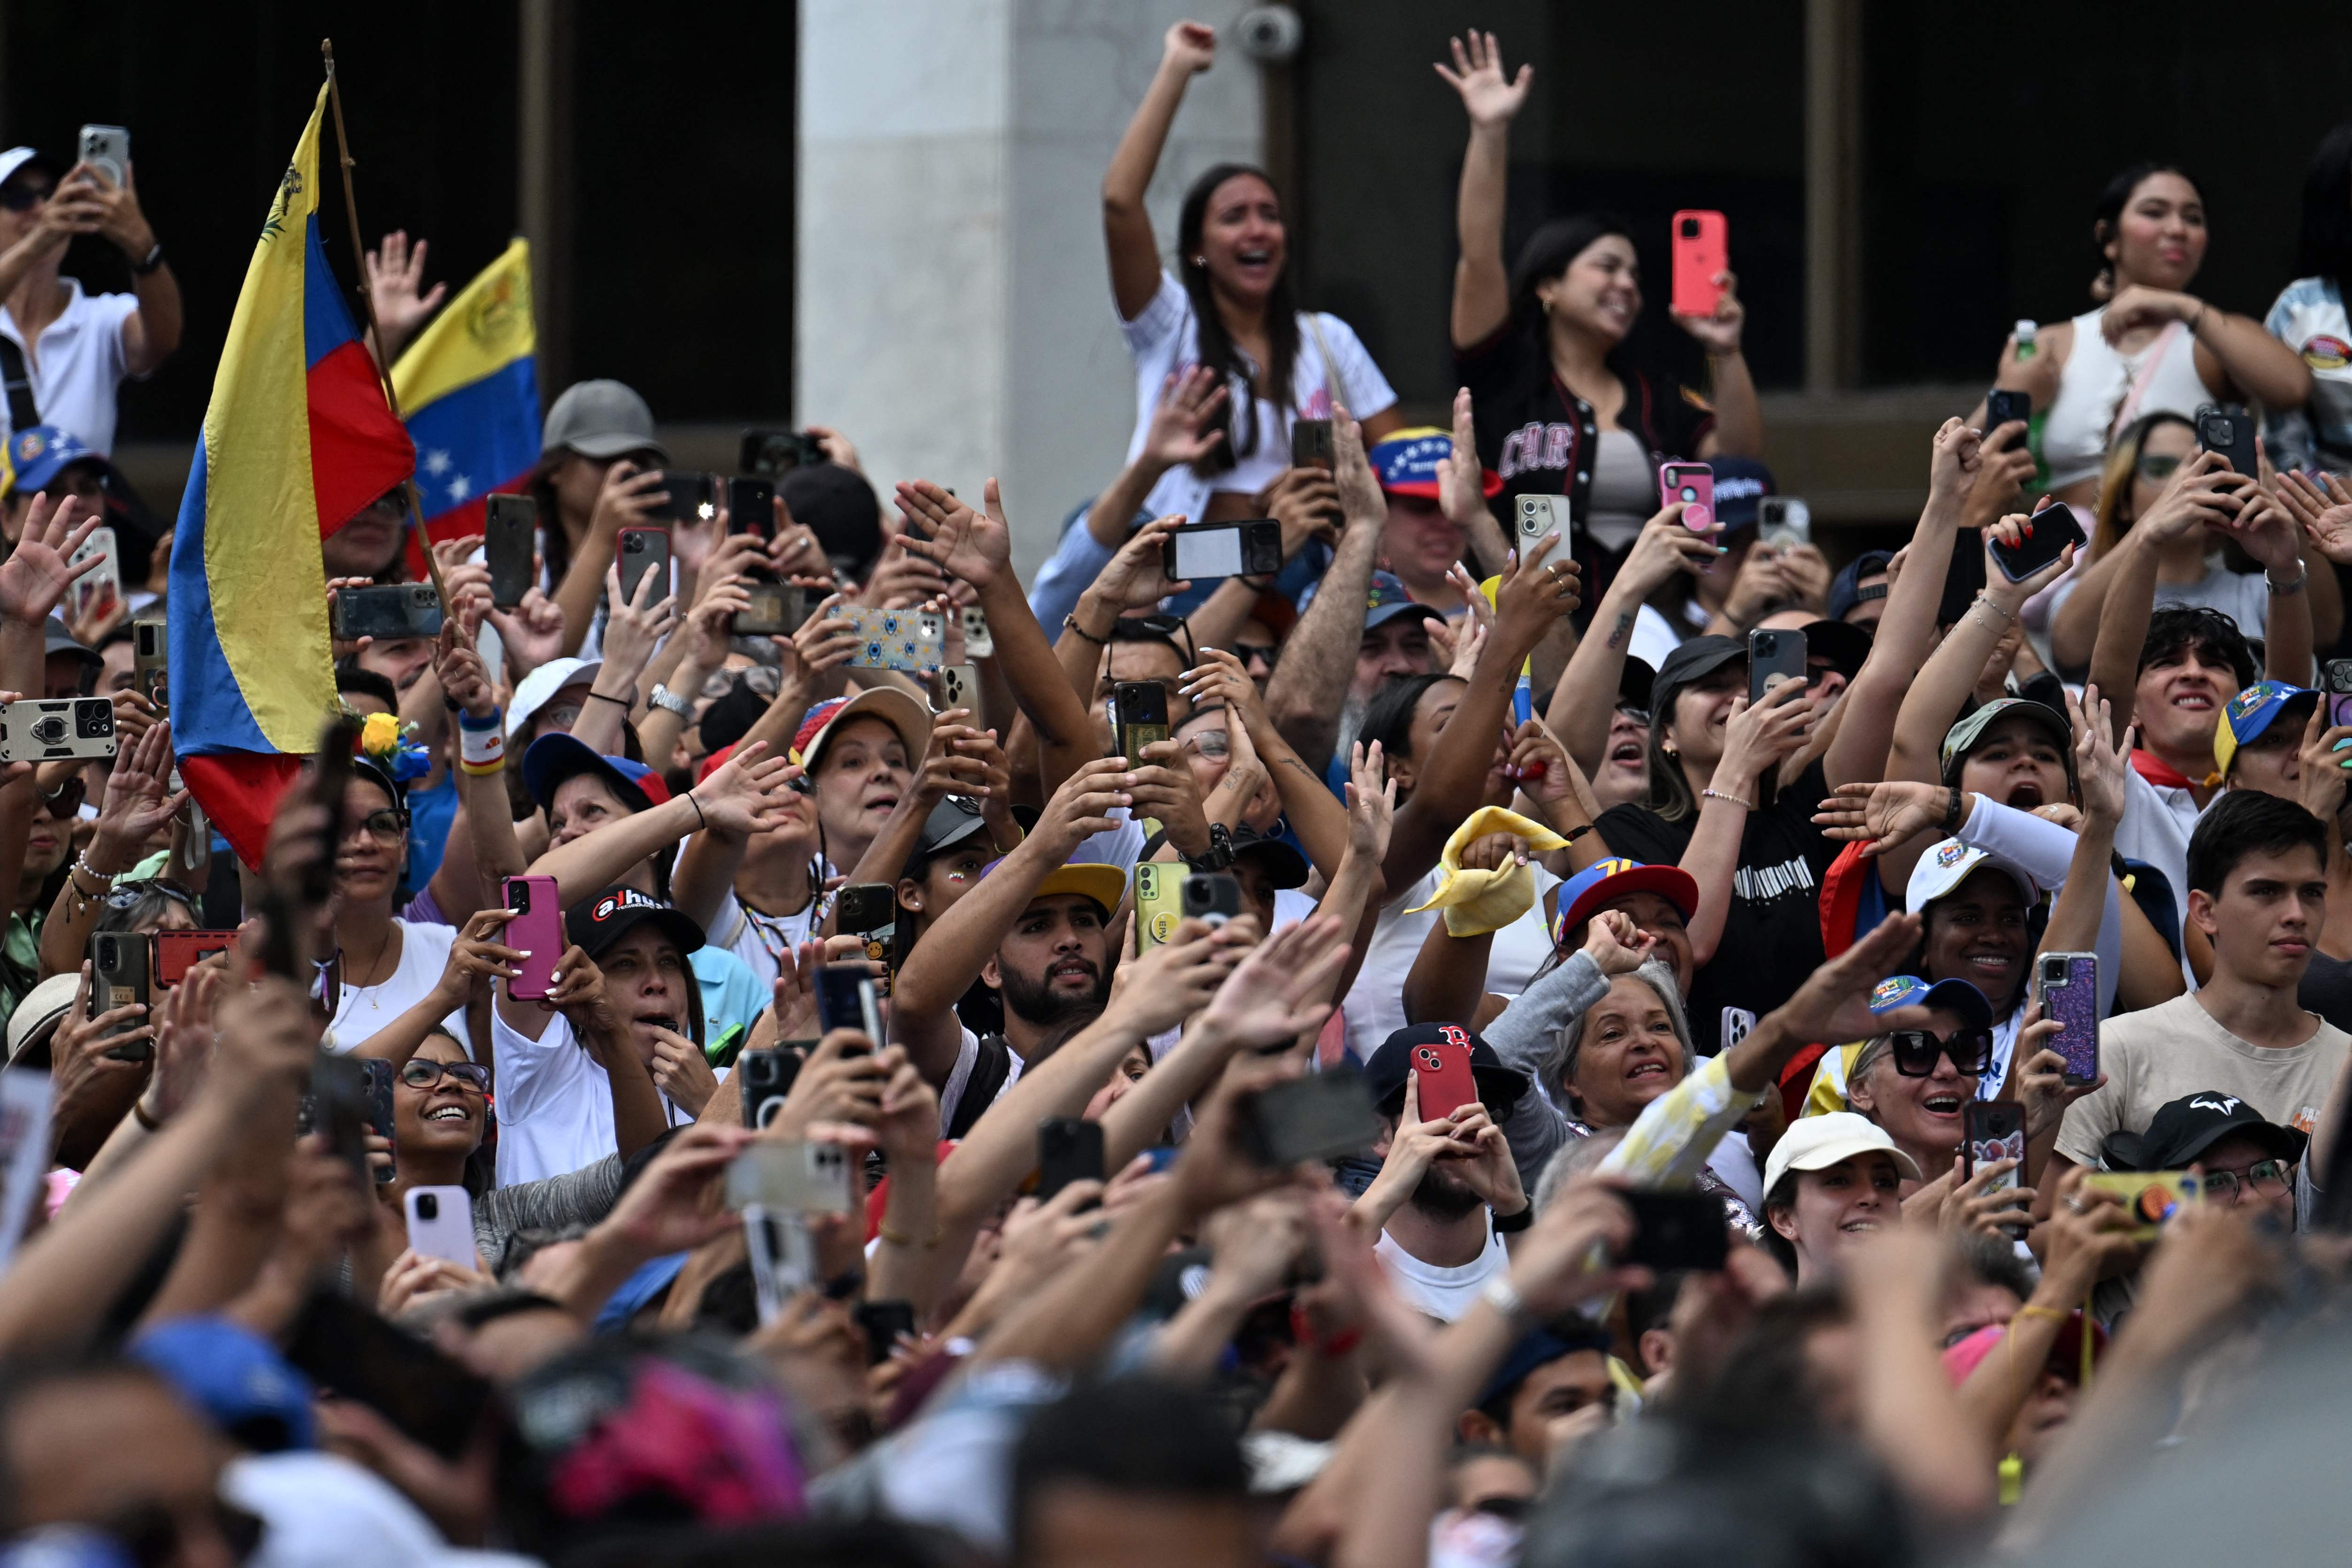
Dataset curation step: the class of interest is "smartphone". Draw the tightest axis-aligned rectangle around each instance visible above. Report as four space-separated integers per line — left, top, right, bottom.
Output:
1963 1101 2027 1191
485 494 537 609
615 526 670 608
836 883 896 997
724 1141 857 1215
0 697 115 764
814 963 883 1042
359 1058 396 1184
1619 1189 1730 1272
67 526 120 628
1515 494 1573 574
739 1047 803 1131
1408 1036 1480 1122
76 125 130 189
1113 680 1169 763
727 477 776 548
1291 418 1334 470
285 1294 493 1459
961 605 995 659
1990 502 2085 583
1181 870 1244 926
2080 1171 2203 1241
654 470 716 524
2036 952 2100 1086
332 583 444 642
742 1209 817 1323
1984 390 2031 445
1747 627 1806 702
1134 862 1185 954
307 1055 375 1187
1240 1068 1380 1166
1036 1117 1106 1202
89 931 151 1062
501 875 562 1001
1668 210 1728 319
840 606 946 671
404 1186 477 1269
2196 405 2259 478
1659 461 1715 531
2326 659 2352 730
933 663 980 716
733 582 805 637
1163 520 1283 581
132 616 168 711
1757 497 1811 547
854 1300 918 1366
739 428 827 479
153 930 238 988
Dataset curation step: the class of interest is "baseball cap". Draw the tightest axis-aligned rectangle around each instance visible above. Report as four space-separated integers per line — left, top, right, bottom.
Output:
0 150 56 192
1706 456 1774 531
1363 1023 1531 1120
1363 571 1446 634
542 379 668 463
1828 550 1895 623
1648 635 1745 724
2215 681 2319 777
1618 656 1655 714
565 884 707 962
41 617 100 674
3 425 109 499
1475 1321 1615 1412
1762 1110 1923 1195
1369 427 1500 500
1867 973 1995 1032
1551 857 1699 945
1021 862 1127 918
1800 620 1874 683
1905 838 2039 912
781 461 885 579
522 731 673 816
790 687 931 773
1230 824 1310 889
1938 695 2073 773
2101 1089 2310 1173
130 1317 315 1453
506 657 604 740
1941 1314 2106 1388
6 971 81 1068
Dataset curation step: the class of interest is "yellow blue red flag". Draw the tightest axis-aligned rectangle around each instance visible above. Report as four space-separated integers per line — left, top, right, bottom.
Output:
167 82 416 867
392 237 539 559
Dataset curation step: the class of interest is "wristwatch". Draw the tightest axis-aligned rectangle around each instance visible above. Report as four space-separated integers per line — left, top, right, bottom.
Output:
130 242 165 276
648 683 692 718
1184 821 1236 872
1491 1203 1534 1234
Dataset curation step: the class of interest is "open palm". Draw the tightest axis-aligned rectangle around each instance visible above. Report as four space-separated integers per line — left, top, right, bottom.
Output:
1434 31 1531 127
1813 779 1946 856
894 478 1011 590
1198 914 1349 1050
0 495 100 624
2279 470 2352 564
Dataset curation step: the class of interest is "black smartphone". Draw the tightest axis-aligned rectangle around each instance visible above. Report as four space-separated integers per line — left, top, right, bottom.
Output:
485 494 537 608
728 477 776 559
1239 1067 1379 1166
259 716 355 987
1989 501 2085 583
1181 871 1244 926
1984 389 2031 445
1036 1117 1106 1203
308 1055 375 1187
1112 680 1168 762
813 963 883 1044
1618 1189 1729 1272
1163 520 1284 582
2196 405 2259 478
284 1293 494 1460
1747 627 1806 702
739 428 827 479
89 930 151 1062
739 1046 804 1130
853 1300 918 1366
1290 418 1333 469
836 883 897 995
332 583 444 642
360 1057 396 1184
654 470 716 523
616 527 670 608
2325 659 2352 729
1934 525 1989 630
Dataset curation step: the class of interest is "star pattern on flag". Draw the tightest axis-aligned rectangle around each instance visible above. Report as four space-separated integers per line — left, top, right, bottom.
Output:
445 474 474 503
421 449 452 477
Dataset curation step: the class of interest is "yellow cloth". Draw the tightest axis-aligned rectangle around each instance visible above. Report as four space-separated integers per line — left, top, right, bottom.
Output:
1404 806 1567 936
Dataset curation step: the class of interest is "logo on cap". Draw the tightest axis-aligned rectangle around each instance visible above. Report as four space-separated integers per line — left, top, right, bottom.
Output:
590 888 659 923
1871 977 1914 1007
2190 1094 2243 1116
2229 687 2270 719
1934 841 1969 868
1437 1024 1472 1050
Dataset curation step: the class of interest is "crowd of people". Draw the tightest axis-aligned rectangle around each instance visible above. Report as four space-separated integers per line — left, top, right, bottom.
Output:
4 22 2352 1568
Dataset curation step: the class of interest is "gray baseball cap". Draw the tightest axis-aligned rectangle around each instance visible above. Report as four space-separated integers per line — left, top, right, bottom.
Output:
542 379 669 463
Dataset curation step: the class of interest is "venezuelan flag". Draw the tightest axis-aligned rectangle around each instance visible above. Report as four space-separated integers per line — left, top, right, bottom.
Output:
393 237 539 553
169 82 416 867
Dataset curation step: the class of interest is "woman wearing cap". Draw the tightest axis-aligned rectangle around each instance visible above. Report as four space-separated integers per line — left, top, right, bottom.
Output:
1438 31 1760 605
515 380 674 662
1834 982 2007 1209
1758 1112 1919 1284
1103 22 1403 539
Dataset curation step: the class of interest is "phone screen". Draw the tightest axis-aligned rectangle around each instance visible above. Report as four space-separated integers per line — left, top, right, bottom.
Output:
1989 504 2084 583
1172 526 1245 580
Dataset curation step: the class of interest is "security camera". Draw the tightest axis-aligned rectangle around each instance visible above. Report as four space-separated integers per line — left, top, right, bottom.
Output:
1234 5 1302 63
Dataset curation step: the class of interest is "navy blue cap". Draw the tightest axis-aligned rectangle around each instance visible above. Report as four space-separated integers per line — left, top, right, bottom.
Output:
522 731 673 816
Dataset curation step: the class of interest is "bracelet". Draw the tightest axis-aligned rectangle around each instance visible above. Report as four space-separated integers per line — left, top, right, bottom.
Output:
1701 787 1754 810
1288 1301 1363 1357
648 683 692 718
586 689 633 709
1491 1203 1534 1234
685 793 708 832
68 855 111 899
1563 823 1595 844
2015 1302 2069 1326
1063 612 1108 645
1973 593 2017 624
2268 562 2309 595
876 1220 944 1247
1941 785 1966 835
1184 821 1235 872
131 1096 161 1132
130 242 164 276
1479 1275 1527 1325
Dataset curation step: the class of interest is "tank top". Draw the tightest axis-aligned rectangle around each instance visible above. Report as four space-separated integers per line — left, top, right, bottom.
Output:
2040 306 2213 491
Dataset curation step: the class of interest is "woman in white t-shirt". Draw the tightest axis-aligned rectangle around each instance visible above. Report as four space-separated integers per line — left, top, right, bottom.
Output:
323 757 473 1056
1104 22 1403 533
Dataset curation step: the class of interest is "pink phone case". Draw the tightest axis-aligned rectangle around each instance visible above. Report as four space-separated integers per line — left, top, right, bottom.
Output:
503 875 562 1000
1671 209 1728 318
1660 463 1716 531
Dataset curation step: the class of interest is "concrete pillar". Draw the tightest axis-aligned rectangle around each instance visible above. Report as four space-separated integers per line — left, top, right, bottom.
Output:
797 0 1262 574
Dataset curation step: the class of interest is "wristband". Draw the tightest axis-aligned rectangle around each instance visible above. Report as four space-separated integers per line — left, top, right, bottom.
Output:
1184 821 1235 872
458 712 506 774
1941 785 1966 835
1289 1300 1362 1357
130 242 164 276
1563 823 1595 844
1063 612 1108 645
1491 1204 1534 1234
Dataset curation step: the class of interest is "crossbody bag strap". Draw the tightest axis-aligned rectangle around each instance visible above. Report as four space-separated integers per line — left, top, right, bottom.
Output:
0 334 36 435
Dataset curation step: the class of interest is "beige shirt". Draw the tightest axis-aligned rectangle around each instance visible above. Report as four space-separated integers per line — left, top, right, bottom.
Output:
2056 993 2349 1169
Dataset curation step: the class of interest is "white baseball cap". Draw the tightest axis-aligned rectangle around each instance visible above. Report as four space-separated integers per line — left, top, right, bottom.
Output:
0 149 56 192
1762 1110 1922 1197
1905 837 2039 911
507 657 603 740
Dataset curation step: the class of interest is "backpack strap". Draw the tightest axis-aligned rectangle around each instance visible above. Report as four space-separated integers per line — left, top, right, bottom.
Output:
944 1034 1014 1140
0 334 36 435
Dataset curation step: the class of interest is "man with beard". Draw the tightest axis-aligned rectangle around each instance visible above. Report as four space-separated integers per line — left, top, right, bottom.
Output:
895 757 1134 1135
1348 1024 1534 1320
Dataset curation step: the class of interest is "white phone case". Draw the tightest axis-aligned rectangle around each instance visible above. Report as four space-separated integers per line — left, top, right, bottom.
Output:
403 1185 477 1269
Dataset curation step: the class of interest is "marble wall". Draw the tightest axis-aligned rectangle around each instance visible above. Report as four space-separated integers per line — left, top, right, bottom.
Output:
798 0 1262 574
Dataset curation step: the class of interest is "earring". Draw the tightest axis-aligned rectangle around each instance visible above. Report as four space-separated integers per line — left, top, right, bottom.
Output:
1192 256 1206 268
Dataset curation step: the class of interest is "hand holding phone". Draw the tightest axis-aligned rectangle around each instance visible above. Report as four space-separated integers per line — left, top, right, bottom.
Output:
1659 462 1714 531
1670 210 1728 319
1988 503 2084 583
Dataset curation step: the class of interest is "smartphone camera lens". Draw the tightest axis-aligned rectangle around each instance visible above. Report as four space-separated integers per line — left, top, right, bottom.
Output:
1681 217 1700 238
509 883 529 911
98 938 115 967
77 700 112 739
415 1193 438 1221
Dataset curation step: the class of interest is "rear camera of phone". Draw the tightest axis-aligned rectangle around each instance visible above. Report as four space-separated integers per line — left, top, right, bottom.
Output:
416 1193 438 1221
98 938 115 966
1681 218 1700 238
2213 419 2234 442
77 700 113 738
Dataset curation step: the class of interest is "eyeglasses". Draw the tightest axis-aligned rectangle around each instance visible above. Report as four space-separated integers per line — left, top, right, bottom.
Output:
0 184 52 213
1188 728 1231 759
342 807 407 844
399 1058 491 1093
536 701 584 734
2199 1159 2292 1202
1888 1028 1994 1077
2136 452 2183 483
103 879 201 913
1236 642 1278 672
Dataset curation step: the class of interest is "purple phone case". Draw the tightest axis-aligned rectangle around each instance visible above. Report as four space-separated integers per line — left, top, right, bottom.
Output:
503 876 563 1000
2040 954 2099 1083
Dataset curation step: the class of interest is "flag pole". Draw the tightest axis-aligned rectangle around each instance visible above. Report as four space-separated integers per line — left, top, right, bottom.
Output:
320 38 451 609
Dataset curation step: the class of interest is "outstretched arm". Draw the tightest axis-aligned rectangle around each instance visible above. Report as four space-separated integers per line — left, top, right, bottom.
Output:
1104 22 1216 321
1264 413 1389 773
1435 31 1532 350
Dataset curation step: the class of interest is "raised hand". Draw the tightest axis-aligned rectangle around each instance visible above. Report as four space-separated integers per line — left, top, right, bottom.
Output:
2010 1010 2103 1142
689 741 797 838
598 557 681 689
1195 912 1349 1052
649 1028 719 1117
1330 406 1387 531
432 619 498 720
2064 682 2129 827
2099 284 2200 344
1812 778 1950 856
1257 466 1342 560
435 907 528 1008
0 493 101 625
486 586 566 678
545 944 621 1041
1580 909 1655 977
1130 737 1212 855
597 1122 758 1257
1345 740 1397 863
2135 449 2252 543
1433 387 1494 530
789 592 861 678
1433 31 1532 128
364 230 446 360
1673 269 1745 356
894 478 1013 591
1163 18 1216 74
1104 918 1250 1039
913 711 996 805
588 460 667 541
1087 514 1190 610
2296 703 2352 825
1489 529 1581 659
1981 504 2077 608
1180 647 1275 740
1609 503 1716 602
92 715 186 855
2277 468 2352 563
1141 366 1229 471
1762 910 1933 1047
1715 681 1814 797
1034 756 1135 854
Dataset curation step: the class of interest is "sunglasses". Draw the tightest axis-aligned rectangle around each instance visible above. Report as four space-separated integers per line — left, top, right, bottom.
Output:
38 775 84 818
399 1057 491 1093
2199 1159 2292 1202
1236 642 1279 672
1888 1028 1993 1077
0 183 52 213
103 879 201 913
1108 612 1196 667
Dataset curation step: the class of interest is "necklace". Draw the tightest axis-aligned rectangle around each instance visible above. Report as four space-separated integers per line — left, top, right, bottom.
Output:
347 920 398 1010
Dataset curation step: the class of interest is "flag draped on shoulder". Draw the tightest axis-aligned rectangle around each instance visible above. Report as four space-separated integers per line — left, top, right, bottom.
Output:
392 237 539 553
168 80 415 868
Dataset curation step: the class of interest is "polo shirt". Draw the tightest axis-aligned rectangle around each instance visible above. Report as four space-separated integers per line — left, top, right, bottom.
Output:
0 278 141 455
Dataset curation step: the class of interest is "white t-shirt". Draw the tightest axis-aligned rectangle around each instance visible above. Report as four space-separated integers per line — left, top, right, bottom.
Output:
1120 271 1396 527
1343 865 1561 1062
937 1024 1022 1135
1375 1216 1508 1322
323 918 472 1057
0 277 141 455
702 885 825 997
2113 766 2207 981
489 1006 687 1186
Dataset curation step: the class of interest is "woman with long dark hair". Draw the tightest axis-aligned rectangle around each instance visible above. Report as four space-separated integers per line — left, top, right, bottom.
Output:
1439 31 1762 604
1979 162 2309 511
1103 21 1404 536
2265 123 2352 477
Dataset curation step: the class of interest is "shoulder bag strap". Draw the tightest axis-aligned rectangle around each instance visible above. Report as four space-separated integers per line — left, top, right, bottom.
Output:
0 334 37 434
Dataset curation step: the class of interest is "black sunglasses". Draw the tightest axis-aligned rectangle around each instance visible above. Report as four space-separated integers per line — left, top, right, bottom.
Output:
1889 1028 1993 1078
38 775 84 818
0 183 52 213
1109 612 1196 667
